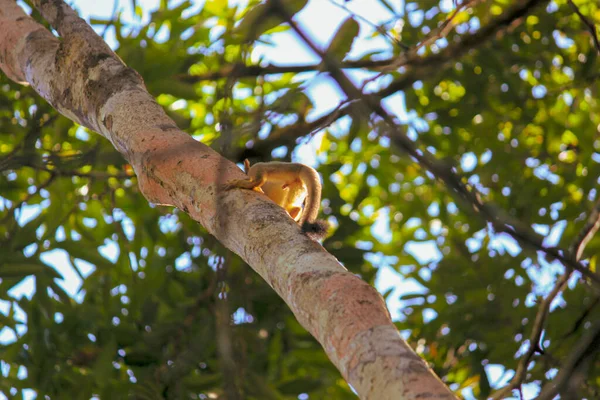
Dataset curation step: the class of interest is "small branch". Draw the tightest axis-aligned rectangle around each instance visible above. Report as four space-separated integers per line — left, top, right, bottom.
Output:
1 147 132 180
247 0 551 163
567 0 600 55
414 0 484 53
0 174 56 225
53 169 134 179
490 272 570 399
231 100 354 160
537 320 600 399
180 59 393 82
491 193 600 397
100 0 120 38
184 0 484 83
378 0 548 92
568 195 600 262
359 0 486 90
557 295 600 345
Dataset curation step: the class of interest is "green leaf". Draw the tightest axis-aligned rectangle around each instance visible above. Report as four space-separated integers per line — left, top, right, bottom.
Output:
234 0 309 42
326 17 360 61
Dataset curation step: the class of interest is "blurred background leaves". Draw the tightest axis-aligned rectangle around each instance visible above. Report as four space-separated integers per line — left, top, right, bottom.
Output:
1 0 600 399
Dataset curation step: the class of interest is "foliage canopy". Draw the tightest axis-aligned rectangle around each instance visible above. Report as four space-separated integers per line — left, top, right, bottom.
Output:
1 0 600 399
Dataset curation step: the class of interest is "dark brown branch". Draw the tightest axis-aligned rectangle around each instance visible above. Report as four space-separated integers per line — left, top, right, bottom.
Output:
57 170 133 179
378 0 549 95
184 0 484 83
569 196 600 263
413 0 486 53
243 99 354 158
245 0 551 161
0 174 56 225
505 196 600 399
567 0 600 55
560 296 600 341
180 59 393 83
537 320 600 400
358 0 487 92
100 0 120 38
490 272 570 399
480 192 600 397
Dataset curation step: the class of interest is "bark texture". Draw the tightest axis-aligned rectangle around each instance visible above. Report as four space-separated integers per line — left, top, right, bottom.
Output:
0 1 456 398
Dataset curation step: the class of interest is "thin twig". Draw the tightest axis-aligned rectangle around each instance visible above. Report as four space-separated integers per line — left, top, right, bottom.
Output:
491 193 600 397
235 99 355 160
186 0 483 84
360 0 485 89
567 0 600 55
414 0 484 53
568 195 600 262
100 0 120 38
490 272 570 399
180 59 394 82
246 0 552 163
536 320 600 399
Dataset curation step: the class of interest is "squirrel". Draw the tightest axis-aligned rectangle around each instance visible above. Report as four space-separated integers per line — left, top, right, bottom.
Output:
226 159 329 240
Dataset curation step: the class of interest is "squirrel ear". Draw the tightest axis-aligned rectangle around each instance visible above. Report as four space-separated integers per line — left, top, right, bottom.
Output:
243 159 251 173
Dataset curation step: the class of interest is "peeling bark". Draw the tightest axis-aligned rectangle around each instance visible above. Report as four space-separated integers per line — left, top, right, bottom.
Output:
0 1 456 398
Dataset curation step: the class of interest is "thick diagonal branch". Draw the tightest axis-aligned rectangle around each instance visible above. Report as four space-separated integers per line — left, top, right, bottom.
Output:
0 1 455 398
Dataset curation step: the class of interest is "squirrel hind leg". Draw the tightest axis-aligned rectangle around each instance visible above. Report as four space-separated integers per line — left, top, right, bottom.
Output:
301 220 329 241
288 206 302 221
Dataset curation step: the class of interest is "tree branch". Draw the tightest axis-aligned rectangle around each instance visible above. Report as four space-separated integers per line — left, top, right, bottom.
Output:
569 195 600 263
275 0 600 287
184 0 483 84
490 272 570 399
180 59 394 82
567 0 600 55
0 1 455 398
537 320 600 399
490 193 600 397
243 0 553 160
275 4 600 395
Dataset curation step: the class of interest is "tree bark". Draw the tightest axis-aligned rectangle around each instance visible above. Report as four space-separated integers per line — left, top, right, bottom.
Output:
0 1 455 398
